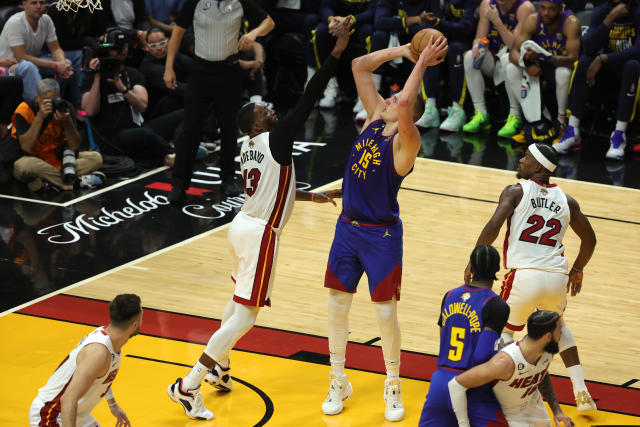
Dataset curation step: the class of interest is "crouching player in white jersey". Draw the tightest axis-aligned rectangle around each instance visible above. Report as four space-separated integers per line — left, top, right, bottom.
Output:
464 143 598 413
448 310 574 427
165 19 354 422
29 294 142 427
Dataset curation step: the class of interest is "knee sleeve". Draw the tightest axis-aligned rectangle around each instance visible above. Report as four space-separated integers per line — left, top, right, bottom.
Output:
558 324 577 353
204 302 258 362
555 67 572 114
328 290 353 363
374 299 401 363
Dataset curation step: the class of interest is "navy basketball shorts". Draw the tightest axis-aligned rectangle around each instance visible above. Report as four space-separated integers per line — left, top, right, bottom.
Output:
324 216 402 302
419 368 508 427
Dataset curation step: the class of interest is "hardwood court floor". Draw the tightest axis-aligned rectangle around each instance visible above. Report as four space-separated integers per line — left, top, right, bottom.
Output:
2 158 639 426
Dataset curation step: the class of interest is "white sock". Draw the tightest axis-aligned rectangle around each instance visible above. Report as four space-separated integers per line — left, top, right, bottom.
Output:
557 114 567 125
183 361 209 390
453 101 462 110
567 365 588 393
474 103 488 115
328 290 353 378
375 299 401 381
427 98 436 108
569 115 580 130
616 120 628 132
249 95 262 103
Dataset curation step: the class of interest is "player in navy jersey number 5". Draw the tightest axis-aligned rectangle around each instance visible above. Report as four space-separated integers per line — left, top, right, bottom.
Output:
320 36 448 422
419 245 510 426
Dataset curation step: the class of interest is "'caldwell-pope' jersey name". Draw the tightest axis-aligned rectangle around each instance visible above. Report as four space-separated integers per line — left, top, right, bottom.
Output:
530 197 562 213
441 302 481 332
240 150 265 165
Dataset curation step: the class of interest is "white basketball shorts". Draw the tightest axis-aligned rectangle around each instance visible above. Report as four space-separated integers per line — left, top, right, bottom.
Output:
504 394 553 427
228 211 280 307
29 396 99 426
500 268 568 331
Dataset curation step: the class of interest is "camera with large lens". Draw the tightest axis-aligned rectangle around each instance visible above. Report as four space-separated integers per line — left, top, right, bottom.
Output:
60 148 77 185
82 27 127 79
50 96 70 114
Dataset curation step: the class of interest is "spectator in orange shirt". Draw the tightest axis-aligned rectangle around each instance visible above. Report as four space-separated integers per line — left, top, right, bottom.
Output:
11 78 102 191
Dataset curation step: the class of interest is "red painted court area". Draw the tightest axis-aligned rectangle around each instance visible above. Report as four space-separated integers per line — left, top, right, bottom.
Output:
19 294 640 417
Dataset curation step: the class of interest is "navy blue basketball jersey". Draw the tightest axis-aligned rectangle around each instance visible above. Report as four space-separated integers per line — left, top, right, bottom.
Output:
342 119 407 224
534 11 572 56
488 0 524 54
437 285 499 369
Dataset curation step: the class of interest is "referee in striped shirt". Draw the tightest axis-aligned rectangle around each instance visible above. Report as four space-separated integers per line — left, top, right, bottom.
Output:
164 0 274 202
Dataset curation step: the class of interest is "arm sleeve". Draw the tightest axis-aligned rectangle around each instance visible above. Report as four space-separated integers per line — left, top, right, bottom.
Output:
604 8 640 65
434 0 479 38
582 4 612 56
375 0 404 32
176 0 198 28
437 292 448 327
239 0 268 27
268 54 339 165
448 379 471 427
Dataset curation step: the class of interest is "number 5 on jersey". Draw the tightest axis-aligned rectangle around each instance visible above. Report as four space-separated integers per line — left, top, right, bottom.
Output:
448 327 466 362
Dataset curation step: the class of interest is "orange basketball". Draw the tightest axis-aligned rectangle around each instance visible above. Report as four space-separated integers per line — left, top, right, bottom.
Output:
410 28 448 60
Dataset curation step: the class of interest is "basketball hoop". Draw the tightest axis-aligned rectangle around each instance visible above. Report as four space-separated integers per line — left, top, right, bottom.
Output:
56 0 103 13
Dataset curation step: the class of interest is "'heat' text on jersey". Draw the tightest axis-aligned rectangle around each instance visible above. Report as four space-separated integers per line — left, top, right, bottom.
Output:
351 138 381 180
441 302 481 332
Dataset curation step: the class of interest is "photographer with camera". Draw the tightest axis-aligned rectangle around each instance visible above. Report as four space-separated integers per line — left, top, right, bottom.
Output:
11 78 103 192
81 28 176 169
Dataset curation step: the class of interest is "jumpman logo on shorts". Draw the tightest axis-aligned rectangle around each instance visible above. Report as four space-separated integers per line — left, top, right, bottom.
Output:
383 229 391 238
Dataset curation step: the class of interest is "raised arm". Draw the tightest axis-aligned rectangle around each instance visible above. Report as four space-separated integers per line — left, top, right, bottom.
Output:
393 37 448 176
60 344 111 426
351 45 415 118
566 194 596 296
488 1 535 50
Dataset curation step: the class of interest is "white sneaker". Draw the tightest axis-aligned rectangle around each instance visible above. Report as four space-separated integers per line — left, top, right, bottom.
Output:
439 105 466 132
204 363 233 391
415 104 440 128
319 77 339 109
353 96 364 113
321 374 353 415
355 108 368 123
384 378 404 422
553 125 581 154
606 130 626 160
78 172 105 189
575 390 597 414
167 378 214 420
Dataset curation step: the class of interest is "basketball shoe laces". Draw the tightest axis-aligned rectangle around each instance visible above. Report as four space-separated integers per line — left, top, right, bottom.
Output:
384 379 402 409
326 375 347 402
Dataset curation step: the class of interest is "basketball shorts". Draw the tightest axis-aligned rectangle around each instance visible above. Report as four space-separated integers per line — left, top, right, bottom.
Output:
500 269 568 331
228 211 280 308
504 393 552 427
29 396 99 426
324 216 402 302
419 368 508 427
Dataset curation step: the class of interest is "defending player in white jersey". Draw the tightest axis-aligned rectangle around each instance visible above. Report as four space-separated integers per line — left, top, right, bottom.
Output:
448 310 574 427
464 143 597 413
166 19 353 422
29 294 142 427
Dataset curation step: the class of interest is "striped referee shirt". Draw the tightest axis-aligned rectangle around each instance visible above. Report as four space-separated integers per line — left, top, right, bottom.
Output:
176 0 267 62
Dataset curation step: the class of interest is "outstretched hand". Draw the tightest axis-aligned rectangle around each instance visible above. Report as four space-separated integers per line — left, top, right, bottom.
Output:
332 16 355 55
313 189 342 206
418 36 448 67
554 411 574 426
109 403 131 427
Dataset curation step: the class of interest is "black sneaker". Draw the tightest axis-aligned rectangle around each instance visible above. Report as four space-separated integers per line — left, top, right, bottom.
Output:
168 185 186 204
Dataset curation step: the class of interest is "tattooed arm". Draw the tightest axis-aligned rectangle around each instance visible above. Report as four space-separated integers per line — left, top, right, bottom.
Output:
539 373 574 426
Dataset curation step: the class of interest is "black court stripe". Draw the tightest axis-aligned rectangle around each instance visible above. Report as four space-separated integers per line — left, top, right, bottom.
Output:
126 354 274 427
622 379 639 387
400 186 640 226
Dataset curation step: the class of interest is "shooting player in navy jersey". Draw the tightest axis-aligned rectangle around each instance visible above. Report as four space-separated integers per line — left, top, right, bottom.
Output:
555 0 640 160
419 245 510 427
321 36 448 422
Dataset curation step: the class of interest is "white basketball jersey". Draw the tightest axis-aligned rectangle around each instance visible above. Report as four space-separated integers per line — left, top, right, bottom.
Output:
504 179 570 272
493 340 553 413
35 327 121 422
240 132 296 230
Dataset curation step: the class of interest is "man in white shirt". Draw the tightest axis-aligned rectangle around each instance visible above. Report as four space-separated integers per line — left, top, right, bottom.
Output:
0 0 75 103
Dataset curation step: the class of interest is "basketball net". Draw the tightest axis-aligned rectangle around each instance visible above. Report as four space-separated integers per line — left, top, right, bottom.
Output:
56 0 103 13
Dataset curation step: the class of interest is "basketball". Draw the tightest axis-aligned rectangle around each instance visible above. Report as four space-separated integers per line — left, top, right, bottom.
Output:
410 28 447 60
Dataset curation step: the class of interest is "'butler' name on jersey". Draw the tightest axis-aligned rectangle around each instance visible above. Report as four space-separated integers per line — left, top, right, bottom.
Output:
351 137 382 180
240 149 265 165
530 197 562 213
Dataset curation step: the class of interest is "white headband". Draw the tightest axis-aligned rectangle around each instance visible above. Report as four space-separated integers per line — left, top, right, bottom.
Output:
529 144 557 173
